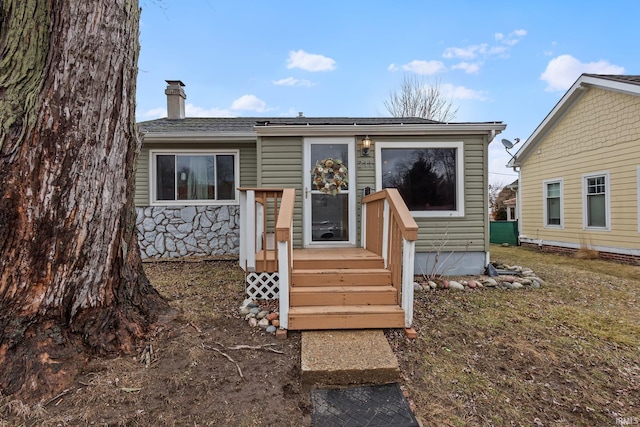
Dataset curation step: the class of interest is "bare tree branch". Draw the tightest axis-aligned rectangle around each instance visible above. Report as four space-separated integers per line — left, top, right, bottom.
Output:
384 75 458 122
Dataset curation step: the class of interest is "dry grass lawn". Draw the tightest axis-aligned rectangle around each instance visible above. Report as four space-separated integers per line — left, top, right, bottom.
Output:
395 244 640 426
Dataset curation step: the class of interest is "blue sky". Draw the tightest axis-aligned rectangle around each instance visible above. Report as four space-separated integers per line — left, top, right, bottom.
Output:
136 0 639 185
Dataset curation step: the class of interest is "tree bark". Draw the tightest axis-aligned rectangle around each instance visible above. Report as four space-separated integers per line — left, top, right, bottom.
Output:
0 0 170 400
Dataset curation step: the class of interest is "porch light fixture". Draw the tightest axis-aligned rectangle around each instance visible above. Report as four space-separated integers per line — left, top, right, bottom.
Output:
361 136 372 156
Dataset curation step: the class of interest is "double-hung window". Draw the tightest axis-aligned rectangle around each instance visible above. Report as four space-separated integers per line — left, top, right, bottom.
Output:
376 141 464 217
151 150 239 205
582 172 610 230
543 179 563 227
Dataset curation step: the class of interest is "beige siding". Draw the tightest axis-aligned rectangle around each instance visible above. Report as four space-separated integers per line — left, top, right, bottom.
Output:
520 87 640 250
134 141 257 206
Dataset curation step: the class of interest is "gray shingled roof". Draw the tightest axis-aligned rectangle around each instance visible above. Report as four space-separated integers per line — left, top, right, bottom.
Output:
583 74 640 85
137 116 443 133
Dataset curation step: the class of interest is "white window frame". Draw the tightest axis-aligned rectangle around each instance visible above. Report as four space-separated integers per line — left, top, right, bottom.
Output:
543 178 563 229
149 149 240 206
375 141 464 218
582 171 610 231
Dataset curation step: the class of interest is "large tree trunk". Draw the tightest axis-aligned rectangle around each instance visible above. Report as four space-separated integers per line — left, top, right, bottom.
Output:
0 0 170 400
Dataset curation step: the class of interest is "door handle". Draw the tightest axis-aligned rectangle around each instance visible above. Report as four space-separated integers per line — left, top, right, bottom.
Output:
305 187 309 199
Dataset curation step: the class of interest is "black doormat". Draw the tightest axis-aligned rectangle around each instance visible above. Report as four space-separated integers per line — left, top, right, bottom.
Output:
311 383 419 427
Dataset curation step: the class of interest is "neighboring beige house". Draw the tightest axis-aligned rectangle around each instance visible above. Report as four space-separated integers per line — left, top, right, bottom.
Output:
509 74 640 264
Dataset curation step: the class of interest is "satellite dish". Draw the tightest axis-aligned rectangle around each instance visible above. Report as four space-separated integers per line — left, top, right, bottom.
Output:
502 137 520 148
501 139 514 149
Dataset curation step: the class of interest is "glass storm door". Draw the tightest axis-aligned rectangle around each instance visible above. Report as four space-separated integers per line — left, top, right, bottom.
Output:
303 138 356 247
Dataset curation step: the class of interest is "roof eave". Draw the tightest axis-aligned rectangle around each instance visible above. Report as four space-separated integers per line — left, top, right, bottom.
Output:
511 74 640 167
253 123 506 137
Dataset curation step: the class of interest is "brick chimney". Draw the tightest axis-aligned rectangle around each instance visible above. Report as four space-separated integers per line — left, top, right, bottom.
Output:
165 80 186 119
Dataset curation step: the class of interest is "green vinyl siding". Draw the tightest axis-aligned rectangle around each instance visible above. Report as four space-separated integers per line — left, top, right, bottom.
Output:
412 136 488 253
134 141 257 206
259 136 304 246
370 135 489 254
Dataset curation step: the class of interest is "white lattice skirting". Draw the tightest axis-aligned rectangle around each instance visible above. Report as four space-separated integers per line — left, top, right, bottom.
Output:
246 272 280 300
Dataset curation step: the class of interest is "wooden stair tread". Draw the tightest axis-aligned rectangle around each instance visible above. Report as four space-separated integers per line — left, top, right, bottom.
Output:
290 285 395 292
289 305 404 314
292 268 390 274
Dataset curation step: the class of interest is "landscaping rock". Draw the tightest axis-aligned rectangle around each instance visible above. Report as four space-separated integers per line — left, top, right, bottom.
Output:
414 282 424 291
428 281 438 289
448 280 464 291
256 310 270 320
272 319 280 328
266 312 279 321
258 318 270 328
481 278 498 287
266 325 277 334
248 318 258 327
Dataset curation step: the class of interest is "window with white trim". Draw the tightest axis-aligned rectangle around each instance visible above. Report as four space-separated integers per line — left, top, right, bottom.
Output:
376 141 464 217
582 172 610 230
543 179 563 227
151 150 239 204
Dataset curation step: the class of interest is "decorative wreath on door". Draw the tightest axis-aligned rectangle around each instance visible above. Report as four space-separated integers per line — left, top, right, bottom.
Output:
311 158 348 196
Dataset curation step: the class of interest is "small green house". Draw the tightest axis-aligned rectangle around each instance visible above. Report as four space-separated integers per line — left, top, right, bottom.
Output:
136 80 506 331
136 81 506 279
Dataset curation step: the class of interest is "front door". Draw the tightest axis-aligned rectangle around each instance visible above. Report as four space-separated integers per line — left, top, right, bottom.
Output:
303 137 356 247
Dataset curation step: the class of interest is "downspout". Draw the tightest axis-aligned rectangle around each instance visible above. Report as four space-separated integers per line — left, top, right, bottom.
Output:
488 129 496 143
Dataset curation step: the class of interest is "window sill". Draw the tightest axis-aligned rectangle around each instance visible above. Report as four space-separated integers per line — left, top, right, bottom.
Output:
410 211 464 218
150 200 239 207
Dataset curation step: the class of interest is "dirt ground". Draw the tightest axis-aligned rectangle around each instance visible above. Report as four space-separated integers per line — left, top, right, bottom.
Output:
1 247 639 426
1 260 311 426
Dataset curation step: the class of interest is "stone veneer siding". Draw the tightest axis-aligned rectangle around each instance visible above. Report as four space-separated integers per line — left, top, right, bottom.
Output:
136 205 239 259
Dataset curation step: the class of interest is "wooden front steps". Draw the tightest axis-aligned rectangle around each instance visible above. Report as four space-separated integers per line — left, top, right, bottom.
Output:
288 248 405 331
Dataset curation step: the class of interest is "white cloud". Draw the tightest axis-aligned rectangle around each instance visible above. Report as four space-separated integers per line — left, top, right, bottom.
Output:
185 103 235 117
443 45 487 60
540 54 625 91
286 50 336 72
387 60 446 75
272 77 316 87
443 29 527 69
452 62 481 74
139 107 166 119
230 94 267 112
441 83 489 101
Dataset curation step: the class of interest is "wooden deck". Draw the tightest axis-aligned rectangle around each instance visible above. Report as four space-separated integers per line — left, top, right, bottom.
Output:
286 247 405 330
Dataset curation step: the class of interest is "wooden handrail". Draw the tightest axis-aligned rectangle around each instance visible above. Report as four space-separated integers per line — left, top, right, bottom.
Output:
362 188 418 328
363 189 418 241
275 188 295 242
